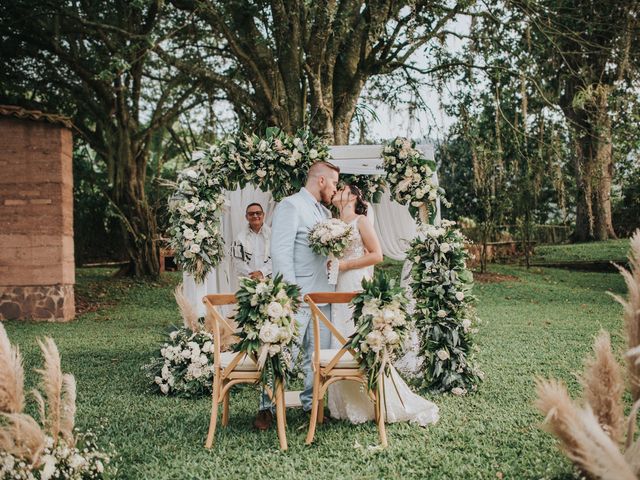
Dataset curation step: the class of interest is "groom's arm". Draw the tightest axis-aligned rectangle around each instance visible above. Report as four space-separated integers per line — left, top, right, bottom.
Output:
270 199 298 285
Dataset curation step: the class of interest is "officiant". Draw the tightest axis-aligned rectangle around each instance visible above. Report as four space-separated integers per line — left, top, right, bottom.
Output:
230 202 272 280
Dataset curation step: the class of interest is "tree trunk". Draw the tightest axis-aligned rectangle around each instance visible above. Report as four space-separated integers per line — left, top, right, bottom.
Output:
592 92 617 240
572 132 595 242
111 131 160 278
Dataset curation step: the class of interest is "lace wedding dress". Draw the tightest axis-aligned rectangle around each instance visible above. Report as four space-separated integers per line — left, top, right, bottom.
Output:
328 217 440 426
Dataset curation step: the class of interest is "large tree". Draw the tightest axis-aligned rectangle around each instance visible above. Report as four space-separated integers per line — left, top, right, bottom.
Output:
0 0 207 276
164 0 473 144
507 0 639 240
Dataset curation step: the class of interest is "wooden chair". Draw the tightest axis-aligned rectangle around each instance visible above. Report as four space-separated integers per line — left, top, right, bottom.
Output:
203 294 288 450
304 292 388 447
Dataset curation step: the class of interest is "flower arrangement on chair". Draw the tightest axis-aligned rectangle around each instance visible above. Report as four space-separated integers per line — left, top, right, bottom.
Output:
233 273 301 387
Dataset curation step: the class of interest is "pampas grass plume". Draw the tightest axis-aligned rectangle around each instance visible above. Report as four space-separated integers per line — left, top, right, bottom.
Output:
535 378 636 480
174 284 200 332
0 323 24 414
0 413 46 465
35 336 62 443
581 330 625 443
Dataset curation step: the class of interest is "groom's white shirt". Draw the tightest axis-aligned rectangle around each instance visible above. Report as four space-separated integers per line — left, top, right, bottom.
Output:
270 187 335 295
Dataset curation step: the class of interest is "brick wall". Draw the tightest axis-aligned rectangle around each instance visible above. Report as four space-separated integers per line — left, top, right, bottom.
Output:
0 116 75 321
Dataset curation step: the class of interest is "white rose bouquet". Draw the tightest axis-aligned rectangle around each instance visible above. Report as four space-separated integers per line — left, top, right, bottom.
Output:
233 274 301 385
308 218 354 285
346 271 410 391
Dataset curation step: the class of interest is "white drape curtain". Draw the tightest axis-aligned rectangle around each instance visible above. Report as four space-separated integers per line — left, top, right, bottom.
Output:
182 172 439 314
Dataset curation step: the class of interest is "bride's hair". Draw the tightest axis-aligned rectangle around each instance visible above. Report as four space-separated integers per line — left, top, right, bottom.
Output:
347 184 368 216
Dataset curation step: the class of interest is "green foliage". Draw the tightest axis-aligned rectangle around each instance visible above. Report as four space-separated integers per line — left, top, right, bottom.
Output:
408 222 482 393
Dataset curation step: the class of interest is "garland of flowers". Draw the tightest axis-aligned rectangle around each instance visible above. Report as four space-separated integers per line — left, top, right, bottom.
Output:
347 271 410 391
234 274 301 386
406 220 483 394
143 326 215 398
382 137 446 223
169 128 330 282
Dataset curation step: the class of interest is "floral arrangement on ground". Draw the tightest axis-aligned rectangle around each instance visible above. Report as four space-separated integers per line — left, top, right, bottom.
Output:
407 220 483 394
168 128 330 282
234 274 301 386
0 324 115 479
347 271 410 391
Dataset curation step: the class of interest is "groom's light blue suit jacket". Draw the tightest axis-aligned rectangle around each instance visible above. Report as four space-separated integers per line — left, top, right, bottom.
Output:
270 188 335 295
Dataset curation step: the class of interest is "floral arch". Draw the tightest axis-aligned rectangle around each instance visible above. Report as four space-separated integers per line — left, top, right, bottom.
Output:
168 128 481 393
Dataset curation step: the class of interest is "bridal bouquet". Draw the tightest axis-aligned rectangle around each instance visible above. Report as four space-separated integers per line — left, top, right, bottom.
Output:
308 218 354 284
347 271 410 391
234 274 301 385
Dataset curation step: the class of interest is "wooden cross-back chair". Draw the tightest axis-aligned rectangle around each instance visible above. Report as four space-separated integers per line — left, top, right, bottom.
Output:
304 292 388 447
203 294 288 450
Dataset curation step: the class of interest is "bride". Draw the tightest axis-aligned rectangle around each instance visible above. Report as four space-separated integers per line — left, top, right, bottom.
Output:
328 184 439 427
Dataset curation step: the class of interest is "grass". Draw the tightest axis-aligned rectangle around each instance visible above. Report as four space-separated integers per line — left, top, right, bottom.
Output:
533 238 630 264
2 262 630 479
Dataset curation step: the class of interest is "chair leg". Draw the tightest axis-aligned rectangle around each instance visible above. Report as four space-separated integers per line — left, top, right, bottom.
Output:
222 391 230 427
275 380 288 451
377 382 388 448
205 377 221 449
305 375 322 445
317 397 325 425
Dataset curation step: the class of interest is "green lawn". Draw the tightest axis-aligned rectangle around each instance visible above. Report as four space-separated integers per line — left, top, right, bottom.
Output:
533 238 630 264
2 264 629 479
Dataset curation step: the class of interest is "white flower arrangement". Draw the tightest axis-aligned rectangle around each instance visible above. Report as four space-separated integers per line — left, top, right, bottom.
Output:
347 271 410 391
234 274 301 385
382 137 447 223
406 220 483 393
169 128 330 282
308 218 354 258
143 326 217 397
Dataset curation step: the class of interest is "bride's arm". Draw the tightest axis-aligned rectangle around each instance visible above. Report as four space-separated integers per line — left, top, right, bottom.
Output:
339 216 383 272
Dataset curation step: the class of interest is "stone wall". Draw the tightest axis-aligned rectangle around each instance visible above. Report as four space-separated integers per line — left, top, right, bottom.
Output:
0 114 75 321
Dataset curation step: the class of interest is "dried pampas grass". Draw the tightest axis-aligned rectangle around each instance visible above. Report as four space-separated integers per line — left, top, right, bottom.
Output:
0 413 46 465
35 337 63 443
204 303 239 352
610 230 640 400
580 330 625 443
535 378 636 480
60 373 76 445
174 284 200 332
0 323 24 414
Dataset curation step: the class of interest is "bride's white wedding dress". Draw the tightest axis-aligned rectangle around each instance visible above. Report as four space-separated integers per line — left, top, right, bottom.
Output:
328 217 439 427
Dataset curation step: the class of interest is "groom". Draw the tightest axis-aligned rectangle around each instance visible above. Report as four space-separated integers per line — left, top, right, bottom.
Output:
254 161 340 430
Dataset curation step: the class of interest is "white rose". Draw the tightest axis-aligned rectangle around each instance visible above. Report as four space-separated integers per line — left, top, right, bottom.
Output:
191 151 206 161
183 250 195 259
160 384 169 394
183 228 195 240
462 318 472 331
202 341 213 353
437 309 447 318
258 139 268 152
154 376 163 385
440 243 451 253
365 330 384 353
196 229 209 241
259 322 280 343
436 349 450 361
382 308 396 324
183 202 196 213
69 453 86 469
383 330 400 345
278 327 292 344
267 301 284 318
181 349 192 359
455 292 465 301
451 387 466 396
428 191 438 201
41 455 57 480
189 243 201 254
255 283 269 295
309 149 318 159
415 188 425 199
161 365 170 379
268 344 281 356
257 169 267 178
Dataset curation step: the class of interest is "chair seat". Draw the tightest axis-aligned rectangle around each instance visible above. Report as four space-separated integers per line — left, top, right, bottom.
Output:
220 351 259 371
316 349 359 368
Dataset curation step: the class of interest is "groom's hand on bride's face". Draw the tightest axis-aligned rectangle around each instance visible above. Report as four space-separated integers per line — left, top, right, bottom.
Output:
249 271 264 280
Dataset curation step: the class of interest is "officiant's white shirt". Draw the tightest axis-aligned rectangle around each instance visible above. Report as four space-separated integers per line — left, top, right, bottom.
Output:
231 225 272 278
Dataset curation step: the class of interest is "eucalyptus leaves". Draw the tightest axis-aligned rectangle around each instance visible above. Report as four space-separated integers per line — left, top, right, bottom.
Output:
407 220 483 394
